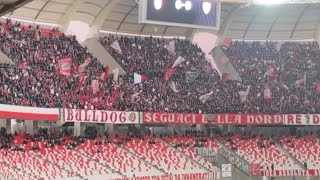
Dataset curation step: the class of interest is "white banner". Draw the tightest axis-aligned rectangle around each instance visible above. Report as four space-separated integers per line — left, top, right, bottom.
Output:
63 109 140 124
111 172 220 180
284 114 320 125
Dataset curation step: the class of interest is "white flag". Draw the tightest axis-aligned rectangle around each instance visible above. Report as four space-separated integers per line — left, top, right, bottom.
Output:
111 40 122 54
112 68 119 82
172 56 185 68
264 87 272 99
164 40 175 54
199 91 214 103
238 86 250 103
275 42 282 51
91 80 99 94
131 90 142 99
170 81 180 93
134 73 142 84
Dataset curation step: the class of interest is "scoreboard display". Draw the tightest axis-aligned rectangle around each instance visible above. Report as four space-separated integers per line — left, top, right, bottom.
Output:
138 0 221 30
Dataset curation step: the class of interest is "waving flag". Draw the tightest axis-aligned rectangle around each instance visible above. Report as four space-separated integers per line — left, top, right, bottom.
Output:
238 86 250 103
199 91 214 103
172 56 185 68
111 40 122 54
223 37 232 48
58 57 72 76
134 73 148 84
164 68 176 81
264 87 273 99
78 57 92 73
316 83 320 95
79 73 87 87
100 65 110 82
220 73 230 85
264 68 277 78
112 68 119 82
170 81 180 93
164 40 175 54
91 80 100 94
186 70 200 82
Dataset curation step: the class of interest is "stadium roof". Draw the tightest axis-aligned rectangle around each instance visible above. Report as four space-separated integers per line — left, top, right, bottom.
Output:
3 0 320 39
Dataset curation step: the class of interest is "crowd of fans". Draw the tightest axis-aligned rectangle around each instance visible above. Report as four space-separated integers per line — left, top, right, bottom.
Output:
1 18 320 114
226 41 320 113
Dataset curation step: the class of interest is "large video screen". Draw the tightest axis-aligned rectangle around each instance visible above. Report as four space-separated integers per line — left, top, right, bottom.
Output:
139 0 220 30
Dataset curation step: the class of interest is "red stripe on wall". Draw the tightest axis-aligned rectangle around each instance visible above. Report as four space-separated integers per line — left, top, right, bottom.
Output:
0 111 59 121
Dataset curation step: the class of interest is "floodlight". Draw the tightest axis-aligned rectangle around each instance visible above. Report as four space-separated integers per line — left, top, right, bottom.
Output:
175 0 182 10
202 1 211 14
185 1 192 11
154 0 162 10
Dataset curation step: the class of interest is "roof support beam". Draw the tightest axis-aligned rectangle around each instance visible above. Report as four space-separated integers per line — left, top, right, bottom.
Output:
215 4 243 46
243 8 260 38
34 0 50 20
266 16 279 39
290 4 309 38
117 4 138 31
0 0 32 16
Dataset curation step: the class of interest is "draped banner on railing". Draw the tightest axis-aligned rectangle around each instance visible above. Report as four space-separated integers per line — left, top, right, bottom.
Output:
143 112 320 125
1 103 320 125
143 112 284 125
111 172 220 180
0 104 59 121
260 169 320 176
62 109 140 124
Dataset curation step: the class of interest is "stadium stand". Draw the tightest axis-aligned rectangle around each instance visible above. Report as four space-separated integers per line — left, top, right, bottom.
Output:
2 19 320 115
219 134 302 171
122 136 209 174
278 135 320 170
163 136 219 171
0 3 320 179
77 138 164 177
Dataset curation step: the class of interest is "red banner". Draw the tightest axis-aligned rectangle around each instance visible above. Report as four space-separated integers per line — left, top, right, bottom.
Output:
63 109 140 124
260 169 320 176
58 57 72 76
111 172 220 180
143 112 286 125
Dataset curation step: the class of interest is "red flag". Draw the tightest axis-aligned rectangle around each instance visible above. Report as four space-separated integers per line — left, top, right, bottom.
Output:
164 68 176 81
223 37 232 47
100 65 110 82
18 62 28 69
221 56 229 64
220 73 230 85
78 57 92 73
316 83 320 95
58 57 72 76
79 73 87 87
91 80 100 94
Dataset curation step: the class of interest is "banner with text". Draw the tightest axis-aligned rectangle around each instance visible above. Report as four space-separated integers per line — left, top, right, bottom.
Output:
260 169 320 177
62 109 140 124
111 172 220 180
143 112 286 125
283 114 320 125
143 112 320 125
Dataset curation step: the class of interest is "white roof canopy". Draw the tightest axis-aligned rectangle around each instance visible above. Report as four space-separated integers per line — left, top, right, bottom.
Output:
3 0 320 39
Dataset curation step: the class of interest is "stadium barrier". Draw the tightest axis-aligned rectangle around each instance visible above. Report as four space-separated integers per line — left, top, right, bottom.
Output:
111 172 220 180
0 103 320 125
